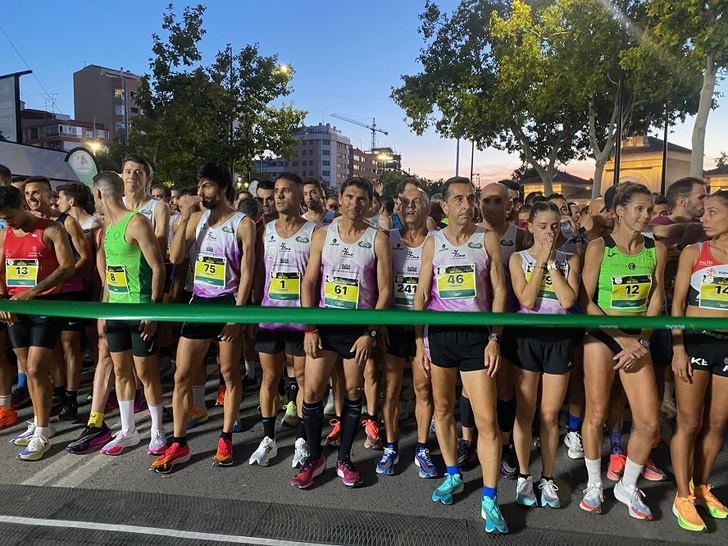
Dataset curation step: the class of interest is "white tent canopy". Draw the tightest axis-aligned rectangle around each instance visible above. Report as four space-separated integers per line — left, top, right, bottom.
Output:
0 140 79 185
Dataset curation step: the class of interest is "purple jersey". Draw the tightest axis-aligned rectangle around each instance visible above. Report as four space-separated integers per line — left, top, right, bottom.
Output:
260 219 316 331
191 209 245 298
320 222 377 310
516 249 570 314
428 227 491 312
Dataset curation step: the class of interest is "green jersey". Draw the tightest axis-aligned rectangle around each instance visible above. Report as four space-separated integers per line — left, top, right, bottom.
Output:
104 211 152 304
595 234 656 313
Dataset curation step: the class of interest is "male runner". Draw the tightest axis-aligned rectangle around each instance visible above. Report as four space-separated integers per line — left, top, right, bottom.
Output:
292 177 392 489
152 162 255 472
122 155 170 254
303 177 337 226
256 180 277 223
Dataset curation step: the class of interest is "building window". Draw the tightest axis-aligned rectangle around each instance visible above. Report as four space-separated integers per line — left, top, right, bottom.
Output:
114 122 126 131
322 140 330 145
292 161 298 167
322 160 330 166
322 170 330 176
129 107 140 116
322 150 330 156
302 149 307 155
115 105 125 116
114 88 124 98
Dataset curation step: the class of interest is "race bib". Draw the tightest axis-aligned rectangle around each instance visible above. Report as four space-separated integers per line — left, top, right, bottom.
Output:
5 259 38 287
436 265 476 299
324 275 359 309
525 271 557 300
610 274 651 310
194 255 226 287
106 265 129 293
699 275 728 310
394 275 418 308
268 271 301 301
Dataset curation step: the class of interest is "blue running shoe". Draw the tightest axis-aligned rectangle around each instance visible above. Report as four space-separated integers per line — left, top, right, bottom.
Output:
481 496 509 534
415 447 437 479
431 474 464 505
376 446 399 475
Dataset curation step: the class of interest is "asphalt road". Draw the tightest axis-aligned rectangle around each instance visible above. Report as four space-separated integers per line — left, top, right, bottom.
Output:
0 363 725 545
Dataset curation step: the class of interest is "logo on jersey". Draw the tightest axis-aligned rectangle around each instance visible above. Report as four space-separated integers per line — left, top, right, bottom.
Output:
607 250 618 258
394 242 402 249
452 250 465 259
407 250 417 260
358 241 372 249
268 235 275 242
279 243 291 252
628 263 636 271
691 357 708 367
468 242 483 249
500 240 513 247
295 236 310 244
342 247 354 258
331 238 339 246
221 226 234 233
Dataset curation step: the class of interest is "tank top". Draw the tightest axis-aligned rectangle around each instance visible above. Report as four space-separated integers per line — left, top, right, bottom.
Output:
4 217 62 297
320 222 377 310
688 241 728 311
55 212 84 294
499 222 520 311
390 229 427 310
595 234 656 313
124 196 157 231
428 227 491 312
304 209 336 227
516 249 570 314
168 212 179 248
260 219 317 330
104 211 152 304
191 209 245 298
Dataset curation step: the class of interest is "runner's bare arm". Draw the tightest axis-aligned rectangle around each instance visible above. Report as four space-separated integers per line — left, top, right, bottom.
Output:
153 199 171 254
235 217 256 307
301 227 326 309
63 215 92 275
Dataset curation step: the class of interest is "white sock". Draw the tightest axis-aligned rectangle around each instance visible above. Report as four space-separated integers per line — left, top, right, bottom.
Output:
245 360 256 379
621 457 643 490
118 398 135 435
0 395 11 408
664 381 675 400
585 457 602 486
148 403 164 435
34 426 49 438
192 385 206 409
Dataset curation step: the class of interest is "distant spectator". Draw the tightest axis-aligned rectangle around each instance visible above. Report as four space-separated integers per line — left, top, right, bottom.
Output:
0 164 11 186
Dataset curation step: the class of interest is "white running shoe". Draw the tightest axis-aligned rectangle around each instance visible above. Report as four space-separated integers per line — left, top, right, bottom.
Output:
539 478 560 508
614 480 653 520
19 434 51 461
147 429 167 456
292 438 310 468
324 390 335 416
248 436 278 466
100 430 141 456
516 475 538 507
661 397 677 419
579 482 604 513
564 431 584 460
12 422 55 446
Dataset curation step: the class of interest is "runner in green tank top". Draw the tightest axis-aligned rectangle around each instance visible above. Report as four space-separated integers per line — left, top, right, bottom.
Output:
104 210 152 304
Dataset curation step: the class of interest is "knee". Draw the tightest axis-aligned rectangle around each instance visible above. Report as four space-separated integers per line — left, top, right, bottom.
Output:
304 382 326 403
260 368 279 390
345 387 361 401
676 412 702 436
632 416 659 439
363 365 377 383
25 362 44 382
433 400 454 419
539 410 560 429
173 366 191 387
474 412 498 435
585 404 608 429
704 418 728 436
413 379 431 402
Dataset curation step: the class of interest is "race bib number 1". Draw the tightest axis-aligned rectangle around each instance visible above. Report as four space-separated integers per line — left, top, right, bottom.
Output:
106 265 129 293
268 271 301 301
6 259 39 287
436 265 476 300
699 275 728 311
194 255 227 287
324 275 359 309
610 275 651 310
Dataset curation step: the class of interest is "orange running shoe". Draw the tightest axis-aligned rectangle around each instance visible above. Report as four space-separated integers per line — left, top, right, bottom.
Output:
215 384 226 407
641 458 665 481
325 419 341 447
0 406 18 430
607 452 626 481
672 495 706 532
150 442 190 474
213 437 233 467
362 418 383 450
695 484 728 519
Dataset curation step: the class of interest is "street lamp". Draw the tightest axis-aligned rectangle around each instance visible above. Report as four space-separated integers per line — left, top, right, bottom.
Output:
87 141 102 155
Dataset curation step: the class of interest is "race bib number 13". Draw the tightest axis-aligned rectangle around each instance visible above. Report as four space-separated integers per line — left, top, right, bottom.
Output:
6 259 39 287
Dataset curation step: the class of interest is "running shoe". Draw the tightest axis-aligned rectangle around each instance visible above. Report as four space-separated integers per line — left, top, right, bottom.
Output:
415 447 437 479
481 496 509 534
147 429 167 456
12 422 55 446
0 406 18 430
133 390 146 413
673 495 706 532
66 423 112 454
325 419 341 447
248 436 277 466
100 430 141 456
215 384 226 407
362 418 383 450
539 478 560 508
457 439 478 471
431 474 464 505
579 482 604 513
213 437 234 467
232 418 245 433
516 475 538 507
19 434 50 461
695 484 728 519
336 459 364 488
53 400 80 422
641 458 665 481
281 401 299 427
499 445 517 479
151 442 191 473
614 480 653 520
564 431 584 460
292 438 309 468
11 387 30 409
607 452 627 481
376 446 399 475
323 390 335 416
291 454 325 489
187 406 209 429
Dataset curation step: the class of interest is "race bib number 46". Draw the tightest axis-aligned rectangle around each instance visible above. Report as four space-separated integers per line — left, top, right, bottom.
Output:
269 271 301 301
106 265 129 293
324 275 359 309
699 275 728 311
6 259 39 287
194 255 226 287
394 275 418 308
436 265 476 300
611 274 651 310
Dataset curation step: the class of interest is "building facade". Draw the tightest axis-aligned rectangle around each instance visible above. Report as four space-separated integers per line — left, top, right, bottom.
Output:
371 147 401 171
20 108 109 152
349 146 377 180
520 170 593 202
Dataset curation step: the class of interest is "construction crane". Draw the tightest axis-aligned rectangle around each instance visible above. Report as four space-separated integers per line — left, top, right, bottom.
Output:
331 114 388 151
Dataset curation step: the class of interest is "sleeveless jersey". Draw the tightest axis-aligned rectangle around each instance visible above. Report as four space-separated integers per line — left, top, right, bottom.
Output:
104 211 152 304
390 229 427 310
191 209 245 298
320 222 377 310
55 212 84 294
688 241 728 311
428 227 491 312
499 222 520 311
260 219 316 330
168 212 179 248
304 209 336 227
516 249 570 314
4 217 62 297
124 197 158 231
595 234 656 313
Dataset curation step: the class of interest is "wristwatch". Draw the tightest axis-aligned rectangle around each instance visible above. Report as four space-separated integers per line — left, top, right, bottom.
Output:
637 337 650 349
488 333 502 345
368 329 378 339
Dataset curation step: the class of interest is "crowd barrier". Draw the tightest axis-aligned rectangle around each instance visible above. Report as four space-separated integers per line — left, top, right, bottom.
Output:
0 300 727 330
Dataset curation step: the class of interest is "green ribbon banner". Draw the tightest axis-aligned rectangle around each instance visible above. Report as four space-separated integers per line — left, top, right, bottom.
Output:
0 300 727 330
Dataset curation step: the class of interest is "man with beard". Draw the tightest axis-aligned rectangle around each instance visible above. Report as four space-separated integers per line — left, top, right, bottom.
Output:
303 177 337 226
256 180 277 223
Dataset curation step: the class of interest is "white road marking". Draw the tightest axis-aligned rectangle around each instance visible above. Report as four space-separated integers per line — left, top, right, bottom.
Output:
21 451 89 487
53 452 115 488
0 515 334 546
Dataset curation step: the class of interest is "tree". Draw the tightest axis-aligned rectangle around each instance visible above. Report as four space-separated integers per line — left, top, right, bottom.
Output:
716 152 728 169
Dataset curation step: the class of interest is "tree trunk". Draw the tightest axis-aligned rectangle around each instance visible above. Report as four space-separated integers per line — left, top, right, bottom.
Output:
691 54 717 178
592 161 606 198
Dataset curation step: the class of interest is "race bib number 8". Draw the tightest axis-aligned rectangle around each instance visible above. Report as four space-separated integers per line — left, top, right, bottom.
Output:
436 265 476 300
269 271 301 301
106 265 129 293
194 255 227 287
6 259 39 287
324 275 359 309
394 275 418 308
699 275 728 310
611 275 651 310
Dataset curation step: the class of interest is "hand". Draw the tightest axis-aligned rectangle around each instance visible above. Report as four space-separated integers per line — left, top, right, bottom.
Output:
304 331 323 359
178 195 201 219
0 310 16 325
414 344 431 378
218 322 241 343
377 326 389 352
138 320 158 341
671 349 692 384
350 334 374 367
10 290 36 302
537 230 557 264
613 337 647 371
484 340 501 377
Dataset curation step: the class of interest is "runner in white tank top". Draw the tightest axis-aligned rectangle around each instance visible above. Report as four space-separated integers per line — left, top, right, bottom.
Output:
121 156 170 254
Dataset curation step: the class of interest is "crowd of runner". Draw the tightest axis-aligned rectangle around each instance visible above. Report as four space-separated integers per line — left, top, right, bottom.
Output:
0 158 725 534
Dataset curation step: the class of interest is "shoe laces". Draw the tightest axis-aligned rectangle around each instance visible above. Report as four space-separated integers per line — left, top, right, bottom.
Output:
583 483 604 501
571 432 583 449
27 435 48 450
538 479 558 495
150 429 164 443
363 419 379 437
